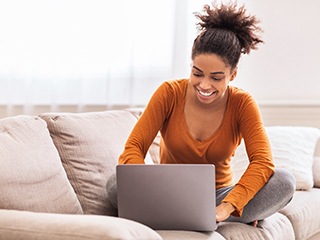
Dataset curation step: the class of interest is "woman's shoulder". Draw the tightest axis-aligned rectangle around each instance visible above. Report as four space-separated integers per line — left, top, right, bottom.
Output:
148 79 188 111
228 85 260 116
229 85 255 104
161 79 188 90
156 79 188 97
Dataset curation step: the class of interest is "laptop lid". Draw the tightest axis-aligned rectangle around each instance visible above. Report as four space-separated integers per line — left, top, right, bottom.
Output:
117 164 216 231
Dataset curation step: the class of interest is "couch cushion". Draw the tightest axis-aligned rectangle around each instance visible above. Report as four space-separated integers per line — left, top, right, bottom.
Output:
0 116 82 214
231 126 320 190
279 188 320 240
0 209 162 240
157 230 225 240
216 212 294 240
40 111 137 216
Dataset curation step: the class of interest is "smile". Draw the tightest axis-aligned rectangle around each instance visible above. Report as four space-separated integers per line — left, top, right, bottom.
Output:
197 89 215 97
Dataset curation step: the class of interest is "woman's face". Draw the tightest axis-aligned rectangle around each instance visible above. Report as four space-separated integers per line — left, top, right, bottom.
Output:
189 54 237 106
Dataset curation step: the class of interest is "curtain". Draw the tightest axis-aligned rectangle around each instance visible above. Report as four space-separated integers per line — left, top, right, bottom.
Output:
0 0 209 117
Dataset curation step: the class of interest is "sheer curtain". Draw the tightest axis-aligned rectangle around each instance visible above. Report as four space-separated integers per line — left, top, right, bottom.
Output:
0 0 209 117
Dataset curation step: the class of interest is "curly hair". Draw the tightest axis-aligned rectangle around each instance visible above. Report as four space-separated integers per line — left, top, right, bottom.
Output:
192 2 264 70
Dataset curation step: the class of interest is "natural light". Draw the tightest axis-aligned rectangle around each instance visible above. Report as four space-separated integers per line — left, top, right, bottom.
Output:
0 0 204 109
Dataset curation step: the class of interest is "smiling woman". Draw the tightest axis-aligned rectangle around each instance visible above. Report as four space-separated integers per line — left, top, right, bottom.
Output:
114 1 296 226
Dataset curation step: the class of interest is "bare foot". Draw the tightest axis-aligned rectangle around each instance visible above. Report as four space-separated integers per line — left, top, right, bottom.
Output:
250 220 258 227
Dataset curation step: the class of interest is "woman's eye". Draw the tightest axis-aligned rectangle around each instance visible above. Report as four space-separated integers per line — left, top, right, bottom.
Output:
193 73 202 77
212 77 222 81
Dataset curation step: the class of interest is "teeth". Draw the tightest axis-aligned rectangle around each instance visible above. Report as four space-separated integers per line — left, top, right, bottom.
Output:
198 90 213 96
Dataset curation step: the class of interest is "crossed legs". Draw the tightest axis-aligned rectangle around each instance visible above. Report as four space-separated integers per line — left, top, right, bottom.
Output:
107 168 296 224
216 168 296 224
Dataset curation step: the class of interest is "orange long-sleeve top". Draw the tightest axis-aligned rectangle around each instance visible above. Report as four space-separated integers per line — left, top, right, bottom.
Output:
119 79 275 216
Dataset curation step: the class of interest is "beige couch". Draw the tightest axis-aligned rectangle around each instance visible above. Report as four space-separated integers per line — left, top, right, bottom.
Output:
0 109 320 240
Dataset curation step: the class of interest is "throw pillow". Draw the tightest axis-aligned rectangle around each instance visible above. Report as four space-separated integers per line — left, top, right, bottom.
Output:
231 126 320 190
40 111 137 216
0 116 83 214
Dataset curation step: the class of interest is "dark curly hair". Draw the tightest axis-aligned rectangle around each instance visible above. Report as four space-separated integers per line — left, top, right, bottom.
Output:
192 2 264 70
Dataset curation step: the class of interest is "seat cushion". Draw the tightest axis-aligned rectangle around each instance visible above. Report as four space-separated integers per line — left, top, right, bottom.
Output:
216 212 294 240
0 209 162 240
157 230 225 240
0 116 82 214
280 188 320 240
40 110 137 216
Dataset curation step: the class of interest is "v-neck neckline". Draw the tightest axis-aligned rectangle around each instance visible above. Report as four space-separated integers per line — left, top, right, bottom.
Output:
181 84 230 143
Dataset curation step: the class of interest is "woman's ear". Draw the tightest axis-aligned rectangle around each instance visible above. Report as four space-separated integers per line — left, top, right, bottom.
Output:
230 68 238 81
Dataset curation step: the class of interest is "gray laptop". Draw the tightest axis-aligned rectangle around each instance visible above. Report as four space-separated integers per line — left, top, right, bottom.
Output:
116 164 216 231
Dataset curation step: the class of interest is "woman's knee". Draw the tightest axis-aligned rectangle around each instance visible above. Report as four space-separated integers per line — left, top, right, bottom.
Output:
229 168 295 223
266 168 296 208
272 168 296 196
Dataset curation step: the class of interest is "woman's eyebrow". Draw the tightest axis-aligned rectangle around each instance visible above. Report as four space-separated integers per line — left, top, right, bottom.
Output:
192 66 225 75
192 66 203 72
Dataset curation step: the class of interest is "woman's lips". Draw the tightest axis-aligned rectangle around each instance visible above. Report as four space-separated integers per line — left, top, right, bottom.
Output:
197 89 216 97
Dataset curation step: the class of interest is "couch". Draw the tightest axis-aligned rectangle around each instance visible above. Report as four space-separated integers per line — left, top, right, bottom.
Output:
0 108 320 240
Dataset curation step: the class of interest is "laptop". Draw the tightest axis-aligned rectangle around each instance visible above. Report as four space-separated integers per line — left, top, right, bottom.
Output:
116 164 216 231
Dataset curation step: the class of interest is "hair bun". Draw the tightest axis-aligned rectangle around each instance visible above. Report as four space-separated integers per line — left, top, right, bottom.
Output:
195 2 263 54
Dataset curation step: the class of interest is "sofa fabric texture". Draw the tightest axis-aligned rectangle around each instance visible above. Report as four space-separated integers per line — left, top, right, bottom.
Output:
279 189 320 240
0 116 82 214
216 212 294 240
313 156 320 187
0 209 162 240
1 110 320 240
40 111 137 216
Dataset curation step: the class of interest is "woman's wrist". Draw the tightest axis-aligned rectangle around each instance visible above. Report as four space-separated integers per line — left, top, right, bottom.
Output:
221 201 236 214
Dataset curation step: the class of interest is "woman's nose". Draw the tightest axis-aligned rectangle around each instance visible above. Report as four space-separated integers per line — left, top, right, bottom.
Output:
199 77 211 90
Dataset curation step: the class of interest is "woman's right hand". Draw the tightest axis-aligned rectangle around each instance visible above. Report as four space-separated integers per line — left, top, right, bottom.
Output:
216 202 235 222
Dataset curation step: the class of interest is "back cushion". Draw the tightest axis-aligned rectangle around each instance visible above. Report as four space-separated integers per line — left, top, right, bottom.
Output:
0 116 82 214
40 111 137 216
231 126 320 190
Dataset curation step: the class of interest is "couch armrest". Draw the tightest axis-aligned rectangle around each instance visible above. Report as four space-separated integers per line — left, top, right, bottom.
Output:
0 210 162 240
313 157 320 188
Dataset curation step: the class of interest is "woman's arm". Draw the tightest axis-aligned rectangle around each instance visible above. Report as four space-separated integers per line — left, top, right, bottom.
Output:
222 93 275 217
118 82 174 164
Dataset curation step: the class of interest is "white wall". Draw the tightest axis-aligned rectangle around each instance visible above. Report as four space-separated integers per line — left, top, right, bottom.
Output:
0 0 319 115
233 0 320 105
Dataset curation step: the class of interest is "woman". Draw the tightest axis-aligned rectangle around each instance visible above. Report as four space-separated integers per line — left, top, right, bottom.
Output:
112 2 295 226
